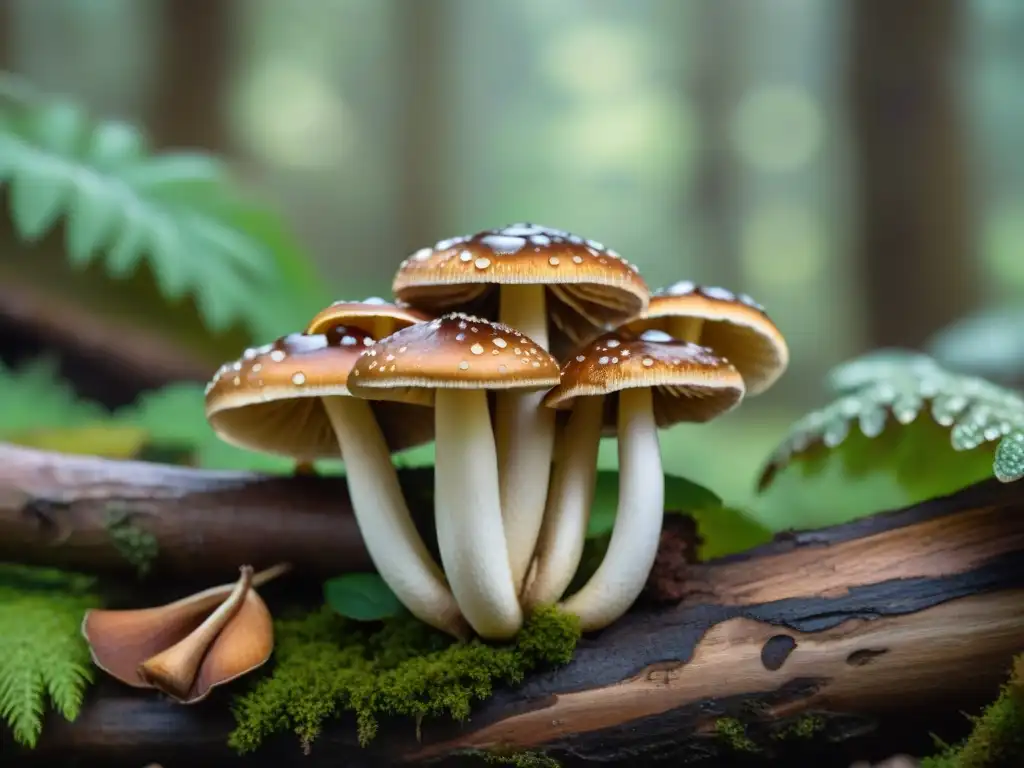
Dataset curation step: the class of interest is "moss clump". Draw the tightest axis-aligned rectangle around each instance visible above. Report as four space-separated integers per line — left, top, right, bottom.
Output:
921 655 1024 768
481 749 561 767
771 713 826 740
716 717 760 752
102 504 158 577
228 604 581 754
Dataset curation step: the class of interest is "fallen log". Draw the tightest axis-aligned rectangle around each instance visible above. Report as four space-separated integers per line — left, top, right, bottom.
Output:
7 443 1023 766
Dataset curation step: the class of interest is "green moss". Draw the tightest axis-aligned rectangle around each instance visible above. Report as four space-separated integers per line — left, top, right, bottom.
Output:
771 713 826 740
921 655 1024 768
102 504 158 578
228 604 581 754
716 717 760 752
481 749 561 767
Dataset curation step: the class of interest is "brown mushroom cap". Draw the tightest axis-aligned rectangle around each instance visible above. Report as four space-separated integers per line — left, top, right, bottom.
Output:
543 330 745 427
305 296 433 337
391 224 650 347
204 327 433 458
619 281 788 396
349 312 561 406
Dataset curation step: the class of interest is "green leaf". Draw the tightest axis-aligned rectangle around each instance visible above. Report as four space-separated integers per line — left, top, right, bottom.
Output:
0 564 101 748
0 358 106 435
688 506 772 560
323 574 406 622
586 470 722 538
0 77 330 340
755 353 1022 530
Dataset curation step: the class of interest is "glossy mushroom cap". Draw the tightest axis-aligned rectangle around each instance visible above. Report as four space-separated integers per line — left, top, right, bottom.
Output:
620 281 788 396
348 312 561 404
305 297 433 337
391 224 650 348
205 327 433 458
544 329 746 426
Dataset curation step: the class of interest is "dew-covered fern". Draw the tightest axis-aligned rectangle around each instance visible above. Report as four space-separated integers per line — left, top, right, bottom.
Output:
0 72 324 339
0 564 101 748
759 352 1024 489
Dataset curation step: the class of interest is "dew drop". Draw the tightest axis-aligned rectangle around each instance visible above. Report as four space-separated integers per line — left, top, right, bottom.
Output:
492 337 508 349
292 372 306 386
470 343 484 355
459 361 470 370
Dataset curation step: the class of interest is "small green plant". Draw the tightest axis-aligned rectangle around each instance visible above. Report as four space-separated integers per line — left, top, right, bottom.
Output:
229 604 581 754
102 504 159 578
0 564 101 747
324 573 407 621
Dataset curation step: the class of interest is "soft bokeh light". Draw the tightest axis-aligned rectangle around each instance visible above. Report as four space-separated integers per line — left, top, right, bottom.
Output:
731 85 824 172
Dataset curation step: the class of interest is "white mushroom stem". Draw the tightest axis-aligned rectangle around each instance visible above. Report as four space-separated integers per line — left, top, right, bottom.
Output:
495 284 557 591
434 388 523 640
559 387 664 632
668 316 705 344
321 396 469 639
521 395 604 609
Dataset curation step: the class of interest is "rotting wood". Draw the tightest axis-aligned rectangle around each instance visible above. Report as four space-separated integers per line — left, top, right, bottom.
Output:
3 441 1021 766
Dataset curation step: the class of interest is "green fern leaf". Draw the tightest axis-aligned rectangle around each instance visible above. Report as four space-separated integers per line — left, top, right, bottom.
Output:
0 564 101 748
759 354 1024 497
0 75 328 338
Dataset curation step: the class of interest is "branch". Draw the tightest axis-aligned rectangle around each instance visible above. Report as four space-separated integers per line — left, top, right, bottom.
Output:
11 451 1024 766
0 442 384 580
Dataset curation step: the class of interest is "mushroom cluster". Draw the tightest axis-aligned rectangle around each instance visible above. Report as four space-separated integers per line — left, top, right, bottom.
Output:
204 225 790 640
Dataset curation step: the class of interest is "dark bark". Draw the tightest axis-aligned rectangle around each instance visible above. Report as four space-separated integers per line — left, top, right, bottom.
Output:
8 454 1024 766
848 0 976 350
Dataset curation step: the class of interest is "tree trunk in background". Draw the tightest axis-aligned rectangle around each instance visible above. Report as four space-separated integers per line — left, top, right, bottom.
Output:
396 0 451 255
848 0 975 350
688 0 742 290
150 0 234 151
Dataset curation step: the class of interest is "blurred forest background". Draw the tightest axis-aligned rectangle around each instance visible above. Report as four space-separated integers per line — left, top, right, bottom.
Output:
1 0 1022 518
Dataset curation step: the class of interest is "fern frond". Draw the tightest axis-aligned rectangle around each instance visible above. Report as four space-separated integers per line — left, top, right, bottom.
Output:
0 564 100 748
0 74 326 338
759 354 1024 490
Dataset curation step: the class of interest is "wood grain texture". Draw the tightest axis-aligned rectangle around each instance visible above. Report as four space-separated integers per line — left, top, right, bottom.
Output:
5 443 1021 767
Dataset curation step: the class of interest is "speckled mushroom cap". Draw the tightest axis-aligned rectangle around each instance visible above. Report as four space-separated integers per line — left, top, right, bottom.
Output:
305 297 433 338
391 224 650 349
348 312 561 407
619 281 788 397
205 327 434 459
543 329 746 428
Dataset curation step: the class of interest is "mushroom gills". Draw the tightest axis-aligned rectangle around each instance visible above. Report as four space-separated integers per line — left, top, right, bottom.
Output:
521 394 604 608
559 386 664 632
321 395 468 639
495 284 557 591
434 388 523 640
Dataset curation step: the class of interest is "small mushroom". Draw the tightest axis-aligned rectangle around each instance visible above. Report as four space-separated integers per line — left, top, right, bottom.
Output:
205 313 466 640
348 312 561 640
82 564 288 703
527 331 745 631
392 225 651 592
621 282 788 395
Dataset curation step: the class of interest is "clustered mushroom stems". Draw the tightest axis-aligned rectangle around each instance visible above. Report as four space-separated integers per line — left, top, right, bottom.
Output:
521 394 604 609
320 393 468 639
495 284 558 592
433 386 523 640
559 386 665 631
